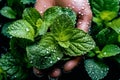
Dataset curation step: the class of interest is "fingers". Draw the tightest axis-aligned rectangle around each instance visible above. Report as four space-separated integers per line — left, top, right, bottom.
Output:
33 67 61 79
49 57 82 78
33 57 82 78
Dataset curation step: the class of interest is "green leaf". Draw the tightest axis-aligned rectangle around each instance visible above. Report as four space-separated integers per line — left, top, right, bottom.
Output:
50 14 75 48
95 28 118 46
87 51 96 57
43 6 76 27
84 59 109 80
50 14 95 56
100 11 118 21
7 20 35 41
118 35 120 42
1 22 12 37
58 41 70 48
35 18 44 36
0 67 7 80
98 44 120 58
0 6 17 19
0 53 28 80
26 33 63 69
22 8 42 28
0 67 3 73
20 0 36 4
107 18 120 34
91 0 119 21
65 29 95 56
38 6 76 35
51 14 74 42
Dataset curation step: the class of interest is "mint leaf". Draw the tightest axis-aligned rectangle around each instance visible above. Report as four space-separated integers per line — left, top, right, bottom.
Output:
22 8 42 27
50 14 95 56
91 0 119 21
98 44 120 58
51 14 74 42
0 53 28 80
84 59 109 80
65 29 95 56
26 34 63 69
0 6 17 19
35 18 45 36
99 11 118 21
43 6 76 27
7 20 35 41
20 0 36 4
38 6 76 35
58 41 70 48
1 22 12 37
95 28 118 46
107 18 120 34
27 34 56 56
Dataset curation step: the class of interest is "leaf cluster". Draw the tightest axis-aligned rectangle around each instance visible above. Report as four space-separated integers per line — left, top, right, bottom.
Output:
84 0 120 80
0 5 95 79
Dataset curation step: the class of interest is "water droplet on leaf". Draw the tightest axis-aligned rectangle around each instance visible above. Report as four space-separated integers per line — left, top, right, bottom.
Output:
25 28 29 32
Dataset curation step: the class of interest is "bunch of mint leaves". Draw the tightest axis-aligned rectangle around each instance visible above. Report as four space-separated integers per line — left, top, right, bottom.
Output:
4 7 95 69
0 0 120 80
0 0 95 79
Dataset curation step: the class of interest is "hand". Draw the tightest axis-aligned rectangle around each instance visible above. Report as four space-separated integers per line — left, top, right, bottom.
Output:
34 0 92 79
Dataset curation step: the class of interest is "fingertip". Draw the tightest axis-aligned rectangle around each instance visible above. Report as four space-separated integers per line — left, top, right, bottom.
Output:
49 68 61 78
63 56 82 72
33 67 44 77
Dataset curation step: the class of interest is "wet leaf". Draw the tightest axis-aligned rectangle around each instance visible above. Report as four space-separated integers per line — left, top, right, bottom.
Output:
26 34 63 69
64 29 95 56
0 6 17 19
84 59 109 80
38 6 76 35
107 18 120 34
0 53 28 79
7 20 35 41
22 8 42 27
98 44 120 58
91 0 119 21
51 15 74 42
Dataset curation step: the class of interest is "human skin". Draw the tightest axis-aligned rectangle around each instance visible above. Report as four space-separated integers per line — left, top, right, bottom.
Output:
34 0 93 78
